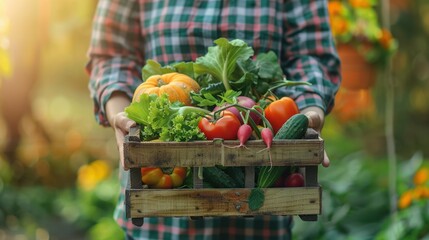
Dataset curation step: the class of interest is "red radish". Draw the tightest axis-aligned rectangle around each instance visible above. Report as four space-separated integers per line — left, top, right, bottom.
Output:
226 124 253 149
213 96 261 124
284 172 305 187
237 124 253 147
259 127 274 167
260 128 273 150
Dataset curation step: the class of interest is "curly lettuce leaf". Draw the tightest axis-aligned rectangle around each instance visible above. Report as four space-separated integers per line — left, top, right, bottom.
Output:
125 94 206 142
160 112 205 142
193 38 254 91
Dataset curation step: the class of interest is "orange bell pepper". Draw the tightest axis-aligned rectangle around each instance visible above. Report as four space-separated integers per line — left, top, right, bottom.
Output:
141 167 187 189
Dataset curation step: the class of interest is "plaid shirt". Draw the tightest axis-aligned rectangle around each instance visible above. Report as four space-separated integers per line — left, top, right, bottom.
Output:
87 0 340 239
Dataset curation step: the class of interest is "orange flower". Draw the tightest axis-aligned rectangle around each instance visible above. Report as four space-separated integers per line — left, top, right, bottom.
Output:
378 29 394 49
414 168 429 186
328 1 345 16
398 190 413 209
330 16 349 36
349 0 372 8
77 160 112 191
413 186 429 199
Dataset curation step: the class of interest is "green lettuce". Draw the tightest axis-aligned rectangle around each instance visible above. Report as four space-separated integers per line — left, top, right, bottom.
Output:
125 94 208 142
193 38 254 91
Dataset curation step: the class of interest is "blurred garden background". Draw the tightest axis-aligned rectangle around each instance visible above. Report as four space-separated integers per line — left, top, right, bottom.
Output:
0 0 428 239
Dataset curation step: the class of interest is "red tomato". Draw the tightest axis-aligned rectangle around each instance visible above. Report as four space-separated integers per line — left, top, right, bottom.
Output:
284 173 305 187
264 97 299 134
198 111 241 140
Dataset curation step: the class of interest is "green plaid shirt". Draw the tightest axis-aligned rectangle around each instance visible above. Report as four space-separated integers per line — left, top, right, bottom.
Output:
87 0 340 239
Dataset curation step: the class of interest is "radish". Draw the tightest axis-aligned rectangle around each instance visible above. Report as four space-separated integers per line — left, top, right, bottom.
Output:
258 127 274 167
260 127 273 150
237 124 253 148
226 123 253 149
213 96 261 124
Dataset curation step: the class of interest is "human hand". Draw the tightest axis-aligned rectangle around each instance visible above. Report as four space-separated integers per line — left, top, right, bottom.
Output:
112 112 136 170
300 107 330 167
106 92 135 170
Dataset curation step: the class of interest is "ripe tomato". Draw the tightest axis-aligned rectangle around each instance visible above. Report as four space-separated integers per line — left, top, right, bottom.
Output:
264 97 299 134
198 111 241 140
284 173 305 187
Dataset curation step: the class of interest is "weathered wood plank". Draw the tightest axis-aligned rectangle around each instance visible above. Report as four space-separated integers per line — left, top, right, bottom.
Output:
127 187 321 218
124 139 324 168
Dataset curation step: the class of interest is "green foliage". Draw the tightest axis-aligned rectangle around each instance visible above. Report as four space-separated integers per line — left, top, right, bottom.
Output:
125 93 207 141
194 38 254 91
142 60 195 81
293 154 390 240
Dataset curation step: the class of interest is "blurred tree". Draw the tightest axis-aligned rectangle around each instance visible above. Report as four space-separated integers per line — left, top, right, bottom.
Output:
0 0 51 166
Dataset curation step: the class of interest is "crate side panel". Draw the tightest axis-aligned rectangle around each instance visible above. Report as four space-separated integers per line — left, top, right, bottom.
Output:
125 139 323 168
127 187 321 218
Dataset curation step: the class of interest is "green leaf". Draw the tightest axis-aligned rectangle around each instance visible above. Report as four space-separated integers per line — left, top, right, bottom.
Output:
171 62 195 79
194 38 254 91
248 188 265 211
218 90 241 104
255 51 284 82
141 60 195 81
124 94 158 125
142 60 176 81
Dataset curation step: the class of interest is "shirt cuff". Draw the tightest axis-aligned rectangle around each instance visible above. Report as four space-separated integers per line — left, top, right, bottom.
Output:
294 93 327 113
95 82 135 127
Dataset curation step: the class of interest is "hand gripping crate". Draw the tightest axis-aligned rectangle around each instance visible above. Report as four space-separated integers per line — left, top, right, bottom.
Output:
124 126 323 226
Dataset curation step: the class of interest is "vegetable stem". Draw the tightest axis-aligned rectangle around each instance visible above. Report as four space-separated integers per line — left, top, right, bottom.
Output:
213 103 273 132
222 65 232 91
173 106 211 117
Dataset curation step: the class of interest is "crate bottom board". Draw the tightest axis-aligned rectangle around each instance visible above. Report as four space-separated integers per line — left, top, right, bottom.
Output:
126 187 321 218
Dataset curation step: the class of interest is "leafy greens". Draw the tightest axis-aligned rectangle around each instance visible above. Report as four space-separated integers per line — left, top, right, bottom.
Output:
125 94 208 142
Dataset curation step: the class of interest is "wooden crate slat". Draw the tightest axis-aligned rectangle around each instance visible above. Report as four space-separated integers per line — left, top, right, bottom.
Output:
127 187 321 218
124 139 323 168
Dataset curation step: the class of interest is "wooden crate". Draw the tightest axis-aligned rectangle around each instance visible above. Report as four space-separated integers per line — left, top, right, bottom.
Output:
124 126 324 226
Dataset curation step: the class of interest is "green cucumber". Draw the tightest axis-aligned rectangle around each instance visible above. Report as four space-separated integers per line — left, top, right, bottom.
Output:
274 113 309 140
257 114 309 188
223 167 245 188
203 167 240 188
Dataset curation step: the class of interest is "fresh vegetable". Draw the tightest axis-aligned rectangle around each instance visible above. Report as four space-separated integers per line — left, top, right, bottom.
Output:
236 124 253 148
133 72 200 105
198 111 241 140
257 114 309 188
222 167 245 188
274 113 309 140
192 38 311 103
141 167 187 189
191 89 241 108
284 172 305 187
213 96 261 124
125 93 209 141
258 127 274 167
257 165 287 188
203 167 241 188
260 128 274 150
248 188 265 211
264 97 299 134
193 38 254 92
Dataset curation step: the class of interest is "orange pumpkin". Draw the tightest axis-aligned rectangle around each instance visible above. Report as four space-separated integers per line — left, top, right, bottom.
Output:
133 72 200 105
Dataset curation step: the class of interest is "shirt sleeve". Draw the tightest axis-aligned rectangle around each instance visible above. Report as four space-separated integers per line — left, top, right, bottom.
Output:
277 0 341 114
86 0 144 126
